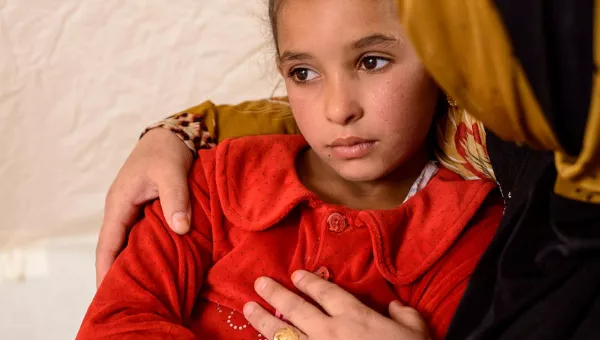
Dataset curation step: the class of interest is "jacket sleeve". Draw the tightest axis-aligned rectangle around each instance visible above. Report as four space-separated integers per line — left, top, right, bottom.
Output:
140 98 300 155
76 198 214 339
409 193 504 339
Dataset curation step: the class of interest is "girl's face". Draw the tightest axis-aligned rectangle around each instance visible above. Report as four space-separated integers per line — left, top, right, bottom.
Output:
277 0 439 181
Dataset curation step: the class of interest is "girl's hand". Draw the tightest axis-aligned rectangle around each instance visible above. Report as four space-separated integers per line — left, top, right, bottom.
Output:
95 129 193 287
244 270 431 340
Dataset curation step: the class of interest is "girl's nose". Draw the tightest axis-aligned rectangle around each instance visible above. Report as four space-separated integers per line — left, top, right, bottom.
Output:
324 78 364 126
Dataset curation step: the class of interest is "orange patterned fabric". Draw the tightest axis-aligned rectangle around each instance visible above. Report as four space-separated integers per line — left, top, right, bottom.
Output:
435 101 495 181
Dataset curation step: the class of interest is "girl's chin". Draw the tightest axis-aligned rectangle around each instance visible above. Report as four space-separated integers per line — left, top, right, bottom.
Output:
332 163 389 182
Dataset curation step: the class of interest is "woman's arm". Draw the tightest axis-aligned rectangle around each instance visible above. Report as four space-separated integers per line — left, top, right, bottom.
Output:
95 98 299 286
141 98 299 155
81 199 213 339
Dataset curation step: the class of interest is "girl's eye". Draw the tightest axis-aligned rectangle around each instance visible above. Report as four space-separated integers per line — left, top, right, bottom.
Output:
360 56 390 71
290 68 319 83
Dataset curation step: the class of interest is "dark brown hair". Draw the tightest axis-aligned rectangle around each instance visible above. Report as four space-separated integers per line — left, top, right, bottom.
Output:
268 0 282 54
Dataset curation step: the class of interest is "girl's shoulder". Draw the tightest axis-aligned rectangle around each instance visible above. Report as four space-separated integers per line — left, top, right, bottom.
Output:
188 134 313 230
195 134 307 176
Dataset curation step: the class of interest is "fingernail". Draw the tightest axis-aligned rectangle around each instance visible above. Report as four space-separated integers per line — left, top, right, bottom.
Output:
243 302 256 317
390 300 403 309
291 270 306 284
172 212 189 234
255 277 268 292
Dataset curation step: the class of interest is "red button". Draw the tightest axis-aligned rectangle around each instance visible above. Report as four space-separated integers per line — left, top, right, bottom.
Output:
314 266 331 281
327 213 348 233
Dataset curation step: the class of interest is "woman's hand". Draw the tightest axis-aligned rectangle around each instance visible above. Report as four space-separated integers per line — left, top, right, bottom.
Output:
95 129 194 287
244 270 431 340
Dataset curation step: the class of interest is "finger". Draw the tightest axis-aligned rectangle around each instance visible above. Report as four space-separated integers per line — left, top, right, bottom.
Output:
388 301 429 335
95 197 140 287
291 270 362 316
155 172 192 235
254 276 327 332
243 301 308 340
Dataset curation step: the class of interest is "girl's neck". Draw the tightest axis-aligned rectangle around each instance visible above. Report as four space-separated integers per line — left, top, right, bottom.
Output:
296 147 430 210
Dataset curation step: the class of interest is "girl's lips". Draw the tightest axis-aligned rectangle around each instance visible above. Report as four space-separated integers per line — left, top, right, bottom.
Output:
330 136 372 147
329 137 377 159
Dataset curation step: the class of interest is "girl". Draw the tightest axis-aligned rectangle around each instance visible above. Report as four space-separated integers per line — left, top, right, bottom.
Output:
79 0 502 339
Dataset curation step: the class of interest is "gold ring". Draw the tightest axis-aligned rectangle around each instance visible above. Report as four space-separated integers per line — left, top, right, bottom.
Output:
273 326 299 340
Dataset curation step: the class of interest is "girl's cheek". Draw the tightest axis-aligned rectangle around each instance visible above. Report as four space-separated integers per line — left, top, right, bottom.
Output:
289 98 319 131
289 88 319 117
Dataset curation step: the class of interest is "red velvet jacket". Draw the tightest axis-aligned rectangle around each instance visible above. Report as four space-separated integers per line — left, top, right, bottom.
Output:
78 135 502 339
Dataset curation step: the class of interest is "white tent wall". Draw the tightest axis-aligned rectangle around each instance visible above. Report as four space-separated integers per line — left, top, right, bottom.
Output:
0 1 282 338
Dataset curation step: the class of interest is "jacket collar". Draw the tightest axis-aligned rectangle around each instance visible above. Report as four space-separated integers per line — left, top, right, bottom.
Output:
215 135 314 230
214 135 497 284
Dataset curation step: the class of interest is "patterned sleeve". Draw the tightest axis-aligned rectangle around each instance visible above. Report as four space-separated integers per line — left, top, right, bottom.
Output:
140 98 300 156
141 111 216 155
140 101 220 155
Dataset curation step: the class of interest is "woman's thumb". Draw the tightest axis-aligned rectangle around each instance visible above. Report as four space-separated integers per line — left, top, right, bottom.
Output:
157 178 192 235
388 301 429 335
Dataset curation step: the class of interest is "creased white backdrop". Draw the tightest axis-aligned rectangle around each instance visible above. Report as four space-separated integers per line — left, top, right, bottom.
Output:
0 0 282 338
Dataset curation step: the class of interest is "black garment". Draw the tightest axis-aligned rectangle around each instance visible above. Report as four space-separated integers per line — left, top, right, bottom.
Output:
491 0 594 156
445 2 599 338
446 132 600 340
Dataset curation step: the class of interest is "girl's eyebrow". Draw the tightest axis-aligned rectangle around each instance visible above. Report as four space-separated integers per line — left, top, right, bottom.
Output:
353 34 399 49
278 34 399 64
279 51 313 64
